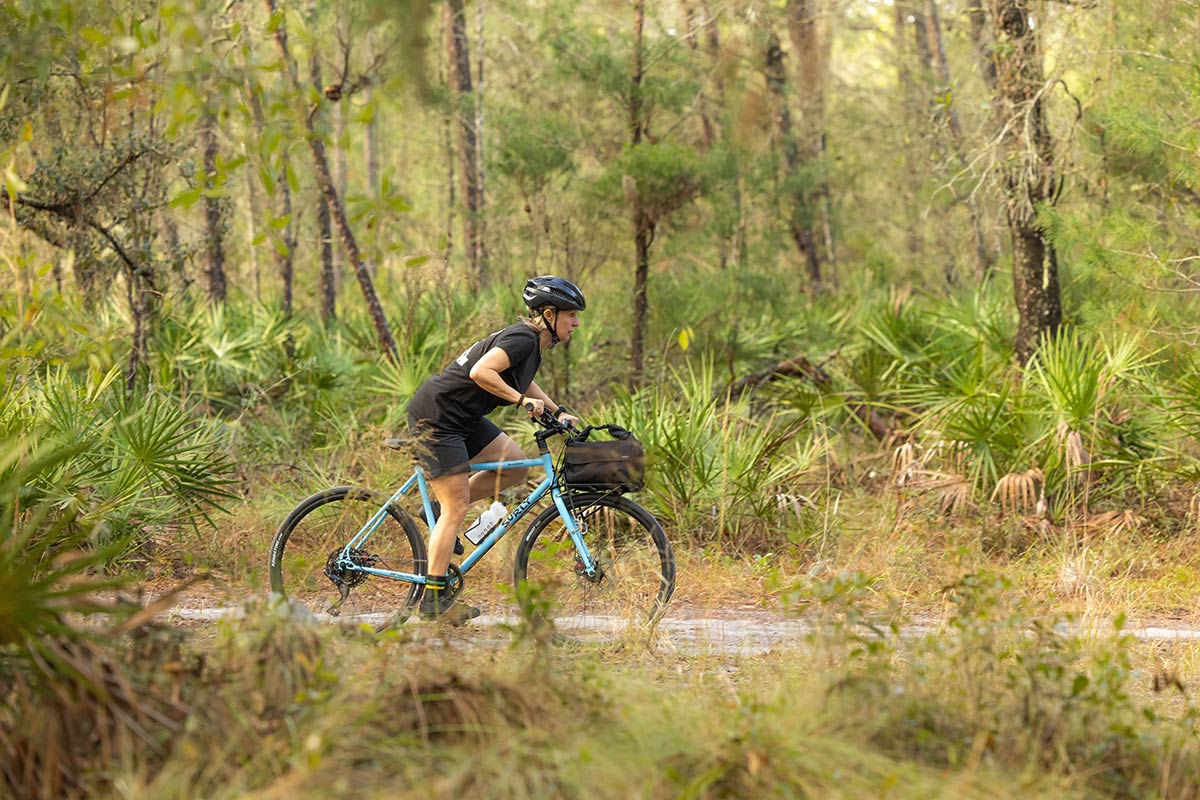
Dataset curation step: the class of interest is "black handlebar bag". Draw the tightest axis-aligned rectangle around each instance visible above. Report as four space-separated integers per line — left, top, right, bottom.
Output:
561 425 645 493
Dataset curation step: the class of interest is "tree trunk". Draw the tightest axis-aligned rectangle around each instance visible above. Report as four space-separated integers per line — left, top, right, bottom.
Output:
316 193 336 324
200 110 228 303
892 0 925 261
439 5 455 266
629 0 653 388
924 0 992 281
967 0 998 91
764 30 821 288
682 1 715 150
242 73 296 315
632 218 652 387
364 86 381 199
279 167 296 317
987 0 1061 364
475 0 489 276
126 267 151 390
267 0 398 362
308 32 338 325
241 143 262 300
786 0 834 280
447 0 484 286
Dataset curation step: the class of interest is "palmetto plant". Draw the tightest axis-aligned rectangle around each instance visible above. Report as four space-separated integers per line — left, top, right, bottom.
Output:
599 358 828 546
0 433 191 799
2 366 236 549
152 301 295 414
1024 327 1163 507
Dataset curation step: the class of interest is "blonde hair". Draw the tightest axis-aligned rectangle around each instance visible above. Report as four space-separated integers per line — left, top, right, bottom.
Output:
519 309 552 332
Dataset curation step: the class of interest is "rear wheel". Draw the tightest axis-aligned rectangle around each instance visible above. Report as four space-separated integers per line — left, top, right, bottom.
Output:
269 486 427 623
512 494 674 626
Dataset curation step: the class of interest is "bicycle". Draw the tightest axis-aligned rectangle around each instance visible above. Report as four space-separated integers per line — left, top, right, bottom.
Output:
268 409 675 626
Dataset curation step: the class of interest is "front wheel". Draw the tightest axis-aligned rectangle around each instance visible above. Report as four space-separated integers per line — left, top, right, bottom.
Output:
513 494 675 625
269 486 427 621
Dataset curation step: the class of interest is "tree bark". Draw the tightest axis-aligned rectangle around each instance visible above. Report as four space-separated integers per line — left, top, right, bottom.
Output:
630 0 653 388
764 30 821 288
924 0 992 281
439 5 455 266
200 110 228 303
447 0 484 285
307 28 338 325
987 0 1061 364
786 0 834 279
892 0 925 261
475 0 489 277
242 72 296 315
267 0 398 362
967 0 998 91
364 86 381 199
316 193 337 324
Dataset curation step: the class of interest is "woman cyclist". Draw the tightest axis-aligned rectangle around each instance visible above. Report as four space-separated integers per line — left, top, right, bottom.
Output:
407 275 584 623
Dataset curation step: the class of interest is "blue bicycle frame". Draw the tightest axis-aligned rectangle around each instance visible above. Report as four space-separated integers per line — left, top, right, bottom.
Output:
331 448 597 586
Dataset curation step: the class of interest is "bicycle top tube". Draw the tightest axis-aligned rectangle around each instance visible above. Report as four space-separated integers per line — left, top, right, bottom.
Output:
465 457 547 473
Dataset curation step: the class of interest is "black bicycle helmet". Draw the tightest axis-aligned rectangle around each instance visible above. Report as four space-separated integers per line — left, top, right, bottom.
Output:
522 275 586 312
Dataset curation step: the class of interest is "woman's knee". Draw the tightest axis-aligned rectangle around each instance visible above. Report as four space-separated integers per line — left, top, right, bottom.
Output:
431 474 470 519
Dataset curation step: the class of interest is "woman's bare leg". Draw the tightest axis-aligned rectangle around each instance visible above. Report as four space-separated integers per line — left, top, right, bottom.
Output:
427 471 470 576
467 432 529 503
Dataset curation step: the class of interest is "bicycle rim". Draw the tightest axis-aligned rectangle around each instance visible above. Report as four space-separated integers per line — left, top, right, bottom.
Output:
269 486 426 622
514 494 674 626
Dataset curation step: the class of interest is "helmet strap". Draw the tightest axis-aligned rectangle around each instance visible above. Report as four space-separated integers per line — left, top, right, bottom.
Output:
543 308 560 347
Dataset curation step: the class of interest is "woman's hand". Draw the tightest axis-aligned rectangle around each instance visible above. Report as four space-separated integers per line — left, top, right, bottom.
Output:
521 397 546 417
557 411 581 429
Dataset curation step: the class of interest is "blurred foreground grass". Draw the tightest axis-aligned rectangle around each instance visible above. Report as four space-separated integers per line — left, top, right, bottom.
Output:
7 576 1200 799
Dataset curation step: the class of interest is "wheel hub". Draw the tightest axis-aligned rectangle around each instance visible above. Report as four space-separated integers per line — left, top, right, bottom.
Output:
574 554 606 585
324 547 379 589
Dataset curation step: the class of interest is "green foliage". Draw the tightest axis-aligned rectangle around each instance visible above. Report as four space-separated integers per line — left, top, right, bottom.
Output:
600 141 704 224
491 107 578 191
152 301 297 414
599 358 829 547
0 366 236 548
0 438 128 645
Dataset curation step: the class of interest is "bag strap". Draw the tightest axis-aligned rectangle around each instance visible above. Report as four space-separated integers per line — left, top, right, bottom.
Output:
567 424 635 443
596 424 634 441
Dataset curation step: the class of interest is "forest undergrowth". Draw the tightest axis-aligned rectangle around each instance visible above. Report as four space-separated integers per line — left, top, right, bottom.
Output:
7 275 1200 796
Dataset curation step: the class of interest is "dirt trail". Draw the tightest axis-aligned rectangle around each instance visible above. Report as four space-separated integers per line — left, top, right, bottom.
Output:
165 602 1200 655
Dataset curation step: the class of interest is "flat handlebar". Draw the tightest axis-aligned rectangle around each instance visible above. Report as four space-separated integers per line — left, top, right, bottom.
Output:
526 404 575 446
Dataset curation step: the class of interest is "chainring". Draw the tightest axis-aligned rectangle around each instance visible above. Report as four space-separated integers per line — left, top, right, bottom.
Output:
439 563 466 603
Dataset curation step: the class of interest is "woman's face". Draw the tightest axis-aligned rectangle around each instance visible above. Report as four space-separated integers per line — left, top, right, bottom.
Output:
551 309 581 343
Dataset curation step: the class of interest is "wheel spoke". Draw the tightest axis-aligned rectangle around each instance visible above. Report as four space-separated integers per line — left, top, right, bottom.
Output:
515 495 674 625
270 488 426 623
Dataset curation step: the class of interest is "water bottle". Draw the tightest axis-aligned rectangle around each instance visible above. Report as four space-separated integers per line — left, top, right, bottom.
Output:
463 501 507 546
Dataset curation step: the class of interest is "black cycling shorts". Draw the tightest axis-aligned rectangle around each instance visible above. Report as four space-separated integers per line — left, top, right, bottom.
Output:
408 417 503 479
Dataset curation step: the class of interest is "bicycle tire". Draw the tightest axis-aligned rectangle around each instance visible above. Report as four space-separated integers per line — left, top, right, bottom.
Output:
269 486 427 621
512 494 675 625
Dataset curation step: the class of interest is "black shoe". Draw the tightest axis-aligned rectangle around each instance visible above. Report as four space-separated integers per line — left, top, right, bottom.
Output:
428 501 464 555
419 590 480 626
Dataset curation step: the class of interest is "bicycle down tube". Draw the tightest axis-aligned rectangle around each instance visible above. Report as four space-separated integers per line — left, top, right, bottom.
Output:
333 449 597 585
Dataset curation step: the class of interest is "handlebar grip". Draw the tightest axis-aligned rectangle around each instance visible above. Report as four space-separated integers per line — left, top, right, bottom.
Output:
524 401 536 412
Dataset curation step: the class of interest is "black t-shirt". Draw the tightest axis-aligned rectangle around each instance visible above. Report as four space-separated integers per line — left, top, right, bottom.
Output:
407 322 542 433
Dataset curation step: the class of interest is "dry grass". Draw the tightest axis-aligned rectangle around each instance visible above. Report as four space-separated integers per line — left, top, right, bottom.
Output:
148 463 1200 631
